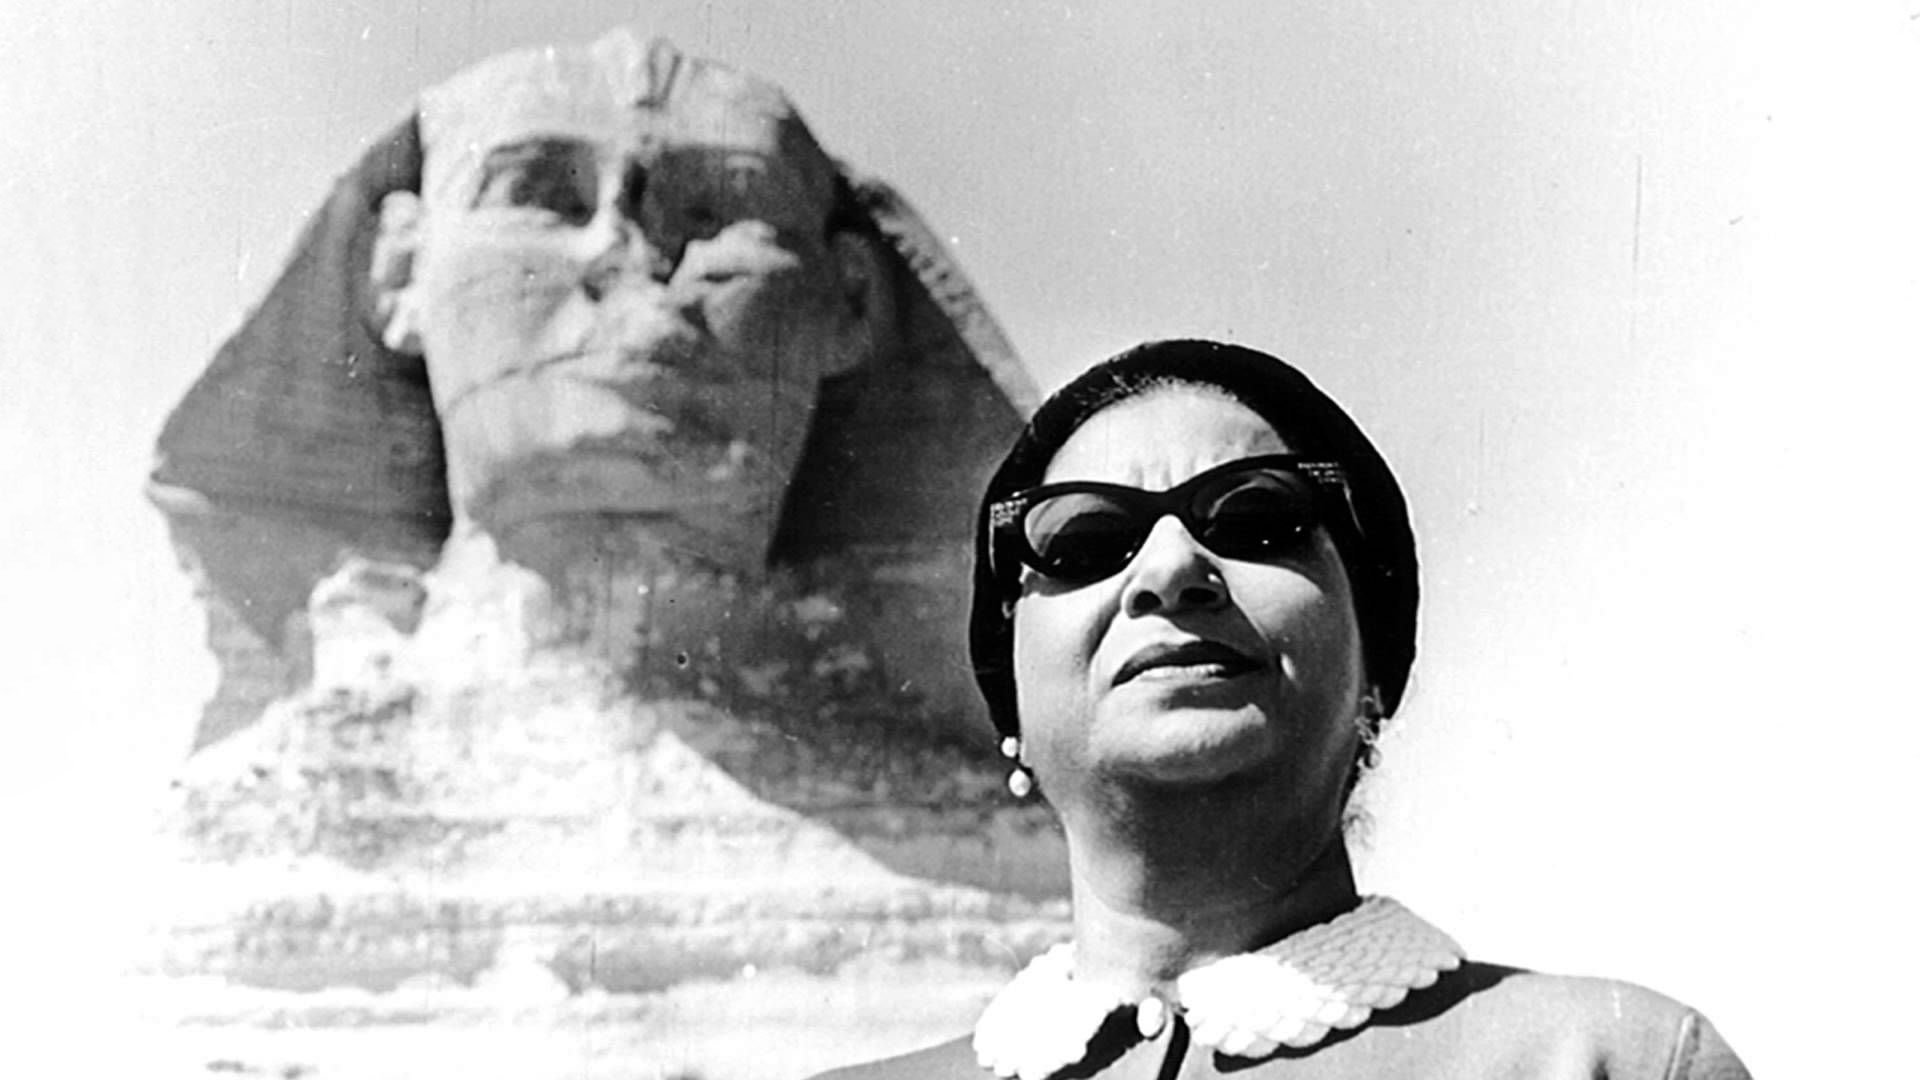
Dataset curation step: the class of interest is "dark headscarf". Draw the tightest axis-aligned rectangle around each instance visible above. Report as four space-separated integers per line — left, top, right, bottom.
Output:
968 340 1418 739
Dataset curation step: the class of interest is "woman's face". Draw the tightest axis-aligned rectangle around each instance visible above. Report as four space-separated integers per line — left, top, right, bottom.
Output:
1011 385 1369 819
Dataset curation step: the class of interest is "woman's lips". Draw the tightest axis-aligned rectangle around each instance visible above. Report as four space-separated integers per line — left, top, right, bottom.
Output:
1113 640 1260 686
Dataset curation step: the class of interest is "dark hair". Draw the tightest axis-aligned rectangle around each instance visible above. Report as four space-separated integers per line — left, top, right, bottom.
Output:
968 339 1418 739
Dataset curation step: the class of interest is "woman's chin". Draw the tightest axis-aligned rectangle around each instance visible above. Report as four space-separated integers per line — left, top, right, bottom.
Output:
1099 708 1279 787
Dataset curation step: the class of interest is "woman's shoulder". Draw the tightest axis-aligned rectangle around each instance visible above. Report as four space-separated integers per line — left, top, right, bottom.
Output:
1395 960 1748 1079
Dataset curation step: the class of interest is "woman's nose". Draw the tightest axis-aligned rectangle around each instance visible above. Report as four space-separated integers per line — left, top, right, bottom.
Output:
1121 515 1227 617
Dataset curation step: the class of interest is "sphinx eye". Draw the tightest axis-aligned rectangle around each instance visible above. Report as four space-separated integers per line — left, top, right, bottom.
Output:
682 203 723 240
474 140 597 226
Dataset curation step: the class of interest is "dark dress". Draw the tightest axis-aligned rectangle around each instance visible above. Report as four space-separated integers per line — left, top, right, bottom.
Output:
812 962 1750 1080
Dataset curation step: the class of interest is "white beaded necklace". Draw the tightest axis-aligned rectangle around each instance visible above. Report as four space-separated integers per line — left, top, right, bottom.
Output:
972 896 1464 1080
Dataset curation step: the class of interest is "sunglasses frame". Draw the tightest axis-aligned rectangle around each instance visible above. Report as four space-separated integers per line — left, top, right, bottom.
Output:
988 453 1362 585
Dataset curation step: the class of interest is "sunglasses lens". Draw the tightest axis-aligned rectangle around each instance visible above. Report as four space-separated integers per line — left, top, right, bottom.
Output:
1194 470 1317 558
1022 492 1145 582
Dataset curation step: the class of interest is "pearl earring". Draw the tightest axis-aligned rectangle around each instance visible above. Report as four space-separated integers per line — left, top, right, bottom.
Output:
1354 691 1385 772
1001 735 1035 799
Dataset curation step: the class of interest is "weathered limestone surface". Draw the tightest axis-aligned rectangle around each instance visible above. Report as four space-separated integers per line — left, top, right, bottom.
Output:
140 629 1068 1077
142 28 1065 1079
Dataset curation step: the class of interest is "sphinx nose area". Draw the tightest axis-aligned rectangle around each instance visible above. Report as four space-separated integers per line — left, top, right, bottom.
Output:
581 216 676 300
1122 516 1226 617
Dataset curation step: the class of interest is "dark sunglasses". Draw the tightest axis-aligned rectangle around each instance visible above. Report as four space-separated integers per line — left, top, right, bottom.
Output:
988 454 1360 586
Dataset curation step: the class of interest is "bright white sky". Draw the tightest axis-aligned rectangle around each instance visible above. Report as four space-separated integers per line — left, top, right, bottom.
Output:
2 3 1916 1075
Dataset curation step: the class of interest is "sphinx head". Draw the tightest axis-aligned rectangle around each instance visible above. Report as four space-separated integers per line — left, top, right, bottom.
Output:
373 30 886 566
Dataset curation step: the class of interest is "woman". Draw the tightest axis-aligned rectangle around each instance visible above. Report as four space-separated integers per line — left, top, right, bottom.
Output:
818 340 1748 1079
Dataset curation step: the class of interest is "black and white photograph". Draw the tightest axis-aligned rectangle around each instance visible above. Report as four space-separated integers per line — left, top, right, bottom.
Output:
4 3 1915 1077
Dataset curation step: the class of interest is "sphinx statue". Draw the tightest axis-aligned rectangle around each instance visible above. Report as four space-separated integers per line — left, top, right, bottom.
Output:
142 29 1066 1079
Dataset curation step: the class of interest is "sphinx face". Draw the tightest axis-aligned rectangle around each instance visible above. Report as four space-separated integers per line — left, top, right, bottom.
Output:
390 35 869 569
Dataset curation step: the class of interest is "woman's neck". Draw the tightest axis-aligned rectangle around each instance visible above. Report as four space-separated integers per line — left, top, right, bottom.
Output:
1060 780 1359 996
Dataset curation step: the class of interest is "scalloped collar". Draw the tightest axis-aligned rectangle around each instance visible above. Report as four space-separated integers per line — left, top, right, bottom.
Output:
972 896 1464 1080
